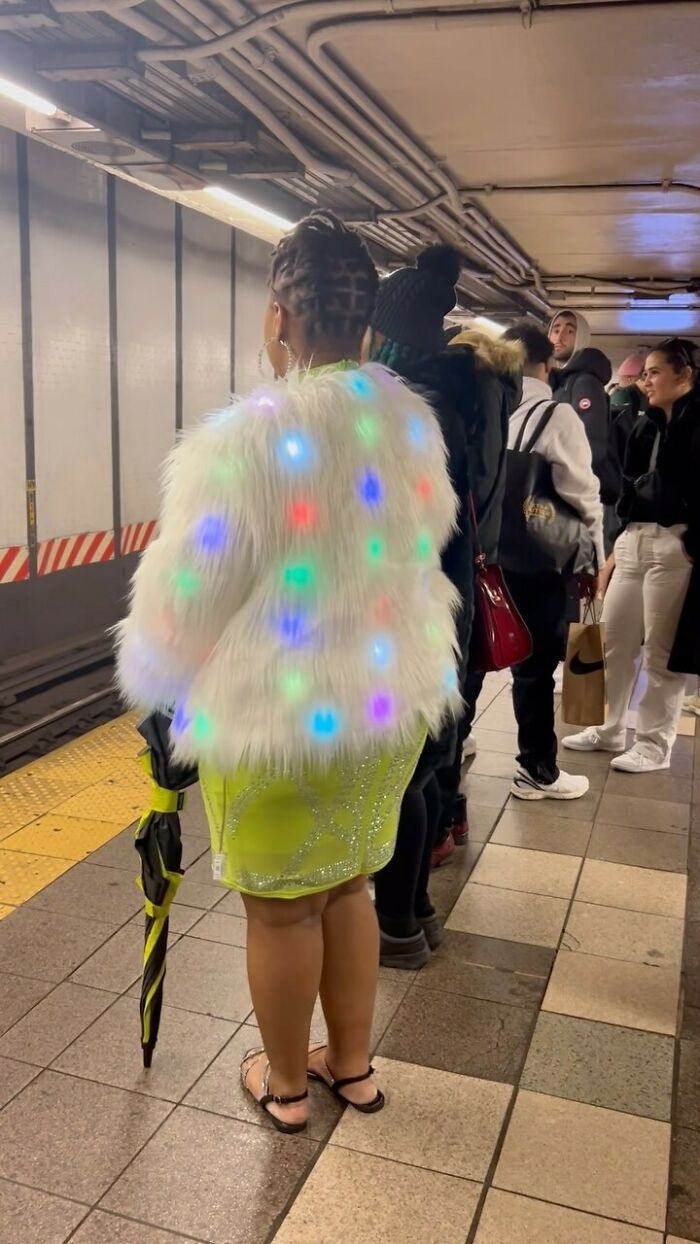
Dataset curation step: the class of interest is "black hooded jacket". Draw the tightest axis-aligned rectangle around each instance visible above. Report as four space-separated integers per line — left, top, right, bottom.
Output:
552 347 618 503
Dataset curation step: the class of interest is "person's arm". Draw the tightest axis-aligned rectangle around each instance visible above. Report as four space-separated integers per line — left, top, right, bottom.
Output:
115 411 255 713
546 403 606 572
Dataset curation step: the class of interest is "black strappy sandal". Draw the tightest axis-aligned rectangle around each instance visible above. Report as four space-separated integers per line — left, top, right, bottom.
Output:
307 1044 385 1114
240 1050 309 1135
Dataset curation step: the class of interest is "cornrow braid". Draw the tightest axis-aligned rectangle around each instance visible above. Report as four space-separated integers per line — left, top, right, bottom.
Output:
270 210 378 349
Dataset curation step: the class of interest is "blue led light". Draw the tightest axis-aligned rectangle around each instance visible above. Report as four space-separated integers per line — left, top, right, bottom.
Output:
307 705 342 741
368 633 395 669
407 414 428 451
193 514 229 554
347 372 374 399
444 667 458 692
277 609 312 649
171 703 192 735
277 431 315 472
358 469 384 508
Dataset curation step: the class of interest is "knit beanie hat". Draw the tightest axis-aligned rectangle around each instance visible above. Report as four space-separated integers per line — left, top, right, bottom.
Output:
370 245 461 354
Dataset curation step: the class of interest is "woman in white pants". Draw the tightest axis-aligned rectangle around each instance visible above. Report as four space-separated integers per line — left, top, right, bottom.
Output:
564 338 700 773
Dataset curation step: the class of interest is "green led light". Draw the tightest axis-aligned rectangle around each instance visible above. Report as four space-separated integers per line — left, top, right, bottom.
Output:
367 534 385 564
416 531 432 562
283 561 316 592
174 568 200 598
425 621 440 644
355 413 380 446
192 710 213 743
280 669 307 702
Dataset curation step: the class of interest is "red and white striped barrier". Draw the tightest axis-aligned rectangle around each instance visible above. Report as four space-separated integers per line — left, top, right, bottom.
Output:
0 545 30 584
38 529 114 576
121 519 158 556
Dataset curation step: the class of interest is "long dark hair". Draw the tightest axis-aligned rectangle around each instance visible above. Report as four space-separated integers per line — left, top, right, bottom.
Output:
653 337 699 378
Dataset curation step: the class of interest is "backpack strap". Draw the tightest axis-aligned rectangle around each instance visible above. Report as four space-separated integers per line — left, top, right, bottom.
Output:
518 401 559 455
512 400 552 452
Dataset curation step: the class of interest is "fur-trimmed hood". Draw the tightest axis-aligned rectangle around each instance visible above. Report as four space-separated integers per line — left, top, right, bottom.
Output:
115 363 462 772
447 328 524 377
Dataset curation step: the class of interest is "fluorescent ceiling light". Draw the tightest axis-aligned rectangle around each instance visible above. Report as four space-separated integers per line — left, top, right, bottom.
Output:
0 76 57 118
474 315 506 335
203 186 293 232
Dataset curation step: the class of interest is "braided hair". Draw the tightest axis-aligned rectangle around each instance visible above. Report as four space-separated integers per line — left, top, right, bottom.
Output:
270 210 378 352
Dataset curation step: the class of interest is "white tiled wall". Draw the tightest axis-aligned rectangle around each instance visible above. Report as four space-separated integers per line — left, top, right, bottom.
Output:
115 181 176 527
0 129 26 550
29 143 112 541
182 207 232 428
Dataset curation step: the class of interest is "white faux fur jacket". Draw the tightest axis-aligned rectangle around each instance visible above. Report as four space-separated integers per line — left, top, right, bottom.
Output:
116 363 462 771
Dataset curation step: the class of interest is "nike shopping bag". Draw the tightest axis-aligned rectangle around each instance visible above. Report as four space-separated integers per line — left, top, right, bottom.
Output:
562 607 606 727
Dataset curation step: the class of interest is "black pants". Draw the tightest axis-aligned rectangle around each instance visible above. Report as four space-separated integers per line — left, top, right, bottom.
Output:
374 772 442 937
506 571 568 785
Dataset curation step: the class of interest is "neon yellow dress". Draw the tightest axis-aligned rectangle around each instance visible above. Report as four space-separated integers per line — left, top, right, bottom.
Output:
200 735 423 900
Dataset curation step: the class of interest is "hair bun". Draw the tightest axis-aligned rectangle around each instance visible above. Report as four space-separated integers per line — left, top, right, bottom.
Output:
416 244 461 286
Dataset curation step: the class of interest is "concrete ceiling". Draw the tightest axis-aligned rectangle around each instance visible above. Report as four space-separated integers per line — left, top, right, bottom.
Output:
0 0 698 336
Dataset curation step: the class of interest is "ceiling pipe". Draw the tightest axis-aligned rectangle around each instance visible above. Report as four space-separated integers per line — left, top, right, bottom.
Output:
464 180 700 197
53 0 144 10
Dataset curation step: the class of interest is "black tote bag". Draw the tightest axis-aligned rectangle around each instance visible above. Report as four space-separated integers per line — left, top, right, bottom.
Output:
499 400 596 579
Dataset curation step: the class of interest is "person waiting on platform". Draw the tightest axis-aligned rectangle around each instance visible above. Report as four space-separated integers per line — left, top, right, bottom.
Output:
564 337 700 773
116 211 461 1133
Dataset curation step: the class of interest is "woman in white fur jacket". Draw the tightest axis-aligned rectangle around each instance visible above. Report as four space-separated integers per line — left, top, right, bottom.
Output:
116 212 461 1133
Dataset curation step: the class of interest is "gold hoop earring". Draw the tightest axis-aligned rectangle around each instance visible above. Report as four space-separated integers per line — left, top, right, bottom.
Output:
258 336 295 379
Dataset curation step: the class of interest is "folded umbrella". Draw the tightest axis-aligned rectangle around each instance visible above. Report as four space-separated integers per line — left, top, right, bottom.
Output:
135 711 198 1068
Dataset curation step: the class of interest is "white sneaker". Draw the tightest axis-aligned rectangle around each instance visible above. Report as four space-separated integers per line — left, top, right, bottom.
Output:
462 736 477 760
562 728 623 753
610 745 670 773
510 768 590 801
683 694 700 717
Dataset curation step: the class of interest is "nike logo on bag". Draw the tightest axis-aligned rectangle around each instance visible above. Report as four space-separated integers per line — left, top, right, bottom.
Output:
569 654 605 676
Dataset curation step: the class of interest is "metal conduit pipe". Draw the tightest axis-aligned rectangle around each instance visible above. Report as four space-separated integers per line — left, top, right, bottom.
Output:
53 0 143 10
461 181 700 197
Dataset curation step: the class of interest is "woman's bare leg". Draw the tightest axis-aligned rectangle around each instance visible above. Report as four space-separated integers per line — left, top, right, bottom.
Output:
310 876 380 1106
243 889 328 1125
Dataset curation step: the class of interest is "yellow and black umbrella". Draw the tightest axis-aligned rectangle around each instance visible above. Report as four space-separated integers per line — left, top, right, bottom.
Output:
135 712 198 1068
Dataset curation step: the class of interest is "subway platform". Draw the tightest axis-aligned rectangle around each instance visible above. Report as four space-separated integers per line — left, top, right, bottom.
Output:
0 674 698 1244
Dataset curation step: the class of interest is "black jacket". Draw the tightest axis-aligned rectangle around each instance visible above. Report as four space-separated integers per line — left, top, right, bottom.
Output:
552 348 618 503
610 384 648 469
618 388 700 561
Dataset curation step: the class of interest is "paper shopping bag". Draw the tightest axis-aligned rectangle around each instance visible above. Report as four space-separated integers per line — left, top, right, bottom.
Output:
562 612 606 726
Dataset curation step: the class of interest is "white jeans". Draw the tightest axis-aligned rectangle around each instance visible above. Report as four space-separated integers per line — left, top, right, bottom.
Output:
598 523 692 761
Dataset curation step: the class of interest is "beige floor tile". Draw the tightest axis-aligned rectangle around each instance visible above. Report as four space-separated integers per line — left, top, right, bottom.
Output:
272 1146 481 1244
27 862 143 924
135 935 252 1022
469 843 581 899
0 1055 41 1108
186 910 247 947
0 981 115 1065
0 1178 88 1244
667 1238 699 1243
53 995 236 1101
462 775 513 809
506 788 601 820
70 1211 199 1242
467 751 518 779
676 714 696 736
212 888 246 917
0 907 115 983
474 1188 663 1243
331 1057 511 1180
576 860 687 919
588 823 688 874
71 925 153 994
543 952 680 1035
490 809 592 856
466 804 502 843
447 883 569 948
563 902 684 968
311 976 411 1054
0 1070 172 1201
494 1090 670 1229
472 727 519 754
102 1106 317 1243
597 793 689 834
0 971 53 1035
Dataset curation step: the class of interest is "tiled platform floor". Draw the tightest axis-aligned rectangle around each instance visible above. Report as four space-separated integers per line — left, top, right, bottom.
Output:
0 677 698 1243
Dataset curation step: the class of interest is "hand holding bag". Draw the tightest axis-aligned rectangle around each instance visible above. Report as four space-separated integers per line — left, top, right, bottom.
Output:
468 494 533 673
562 600 606 726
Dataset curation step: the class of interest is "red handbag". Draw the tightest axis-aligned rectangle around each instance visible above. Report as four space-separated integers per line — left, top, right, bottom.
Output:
468 494 532 673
